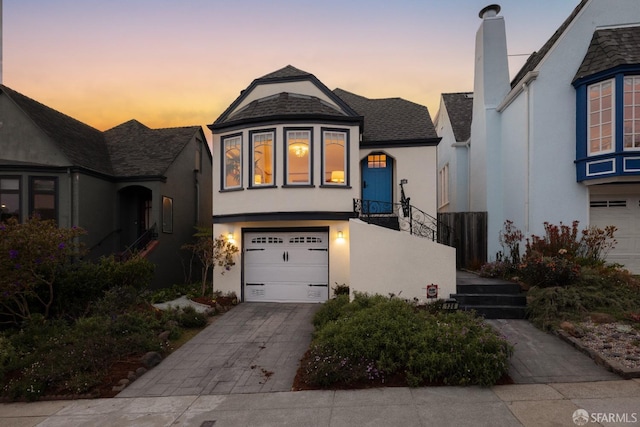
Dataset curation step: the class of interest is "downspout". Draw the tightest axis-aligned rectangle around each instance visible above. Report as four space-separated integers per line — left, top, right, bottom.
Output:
524 81 531 233
67 168 73 228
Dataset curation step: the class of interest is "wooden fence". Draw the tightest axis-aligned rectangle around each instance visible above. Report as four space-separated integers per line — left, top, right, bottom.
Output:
438 212 487 269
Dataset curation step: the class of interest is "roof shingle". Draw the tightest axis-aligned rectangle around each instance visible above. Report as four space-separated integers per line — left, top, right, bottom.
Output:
441 92 473 143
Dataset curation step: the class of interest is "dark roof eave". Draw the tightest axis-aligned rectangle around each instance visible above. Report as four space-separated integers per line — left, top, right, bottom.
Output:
115 175 167 183
360 137 441 148
209 114 364 132
572 62 640 86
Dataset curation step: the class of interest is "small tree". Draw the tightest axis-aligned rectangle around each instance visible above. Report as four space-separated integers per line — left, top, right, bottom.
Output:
182 227 238 295
0 217 86 323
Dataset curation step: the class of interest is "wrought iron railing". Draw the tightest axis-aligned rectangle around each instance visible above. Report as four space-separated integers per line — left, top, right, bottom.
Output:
119 223 158 261
353 199 452 245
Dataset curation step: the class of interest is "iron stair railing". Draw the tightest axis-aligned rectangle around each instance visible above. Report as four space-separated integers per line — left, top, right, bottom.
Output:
119 223 158 261
353 199 452 245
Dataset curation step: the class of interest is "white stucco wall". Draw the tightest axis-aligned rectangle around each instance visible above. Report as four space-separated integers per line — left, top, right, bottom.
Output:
494 0 640 255
349 219 456 303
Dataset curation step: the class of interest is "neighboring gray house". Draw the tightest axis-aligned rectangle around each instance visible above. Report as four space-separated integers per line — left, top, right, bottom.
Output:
0 84 212 288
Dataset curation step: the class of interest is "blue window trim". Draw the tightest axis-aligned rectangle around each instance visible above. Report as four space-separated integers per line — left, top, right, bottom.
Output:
574 66 640 182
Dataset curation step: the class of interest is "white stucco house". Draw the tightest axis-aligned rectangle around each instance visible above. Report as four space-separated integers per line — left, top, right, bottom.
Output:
208 65 455 303
440 0 640 273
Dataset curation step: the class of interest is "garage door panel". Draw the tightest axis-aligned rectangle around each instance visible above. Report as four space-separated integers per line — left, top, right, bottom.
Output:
244 231 329 302
590 194 640 274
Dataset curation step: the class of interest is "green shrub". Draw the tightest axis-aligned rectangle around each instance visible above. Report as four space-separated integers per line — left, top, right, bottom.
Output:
303 295 512 387
176 306 207 328
518 255 581 287
313 294 349 329
332 283 350 296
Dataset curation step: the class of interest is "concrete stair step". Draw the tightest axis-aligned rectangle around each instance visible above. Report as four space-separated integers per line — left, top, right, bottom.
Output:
459 305 527 320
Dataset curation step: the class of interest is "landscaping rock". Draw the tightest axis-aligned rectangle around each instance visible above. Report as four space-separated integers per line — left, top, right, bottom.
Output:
590 312 616 324
158 330 171 341
127 371 137 382
140 351 162 368
118 379 130 386
136 367 147 377
560 321 584 338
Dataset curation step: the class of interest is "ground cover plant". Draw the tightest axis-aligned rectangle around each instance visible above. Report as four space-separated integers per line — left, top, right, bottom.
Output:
480 220 640 331
296 294 513 389
0 217 214 401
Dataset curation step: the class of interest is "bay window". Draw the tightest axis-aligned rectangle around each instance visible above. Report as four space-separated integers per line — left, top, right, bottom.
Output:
587 79 614 155
624 76 640 150
250 130 275 187
285 128 312 185
222 134 242 190
322 129 348 186
0 177 20 222
30 177 57 221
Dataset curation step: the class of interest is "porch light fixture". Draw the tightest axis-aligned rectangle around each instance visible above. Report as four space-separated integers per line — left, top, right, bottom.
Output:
337 230 344 242
330 170 345 183
226 232 235 244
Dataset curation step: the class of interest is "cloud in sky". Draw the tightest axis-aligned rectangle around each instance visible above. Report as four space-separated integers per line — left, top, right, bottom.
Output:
2 0 580 134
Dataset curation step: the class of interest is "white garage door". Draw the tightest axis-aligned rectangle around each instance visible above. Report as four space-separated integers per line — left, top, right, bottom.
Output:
590 194 640 274
244 231 329 302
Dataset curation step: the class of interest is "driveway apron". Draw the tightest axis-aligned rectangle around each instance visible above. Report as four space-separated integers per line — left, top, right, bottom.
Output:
117 303 320 398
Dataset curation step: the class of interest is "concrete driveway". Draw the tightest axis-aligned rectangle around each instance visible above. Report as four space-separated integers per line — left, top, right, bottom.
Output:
117 303 320 397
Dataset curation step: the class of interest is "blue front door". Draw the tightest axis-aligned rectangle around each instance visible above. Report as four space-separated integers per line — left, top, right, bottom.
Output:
361 153 393 213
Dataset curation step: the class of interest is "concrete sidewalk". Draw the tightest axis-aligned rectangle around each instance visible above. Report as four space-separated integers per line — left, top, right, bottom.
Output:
2 380 639 426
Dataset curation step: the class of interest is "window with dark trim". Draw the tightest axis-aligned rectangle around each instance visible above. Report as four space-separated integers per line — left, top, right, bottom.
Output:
30 177 57 221
221 134 242 190
162 196 173 233
0 176 21 222
250 130 276 187
285 128 313 185
321 128 348 186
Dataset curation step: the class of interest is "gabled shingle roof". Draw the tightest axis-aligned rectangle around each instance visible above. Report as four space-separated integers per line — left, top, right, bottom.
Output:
333 88 438 144
228 92 347 121
1 84 113 175
511 0 590 88
441 92 473 142
104 120 201 177
211 65 360 129
573 25 640 83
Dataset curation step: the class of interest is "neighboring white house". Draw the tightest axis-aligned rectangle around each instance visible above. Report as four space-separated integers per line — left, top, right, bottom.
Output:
445 0 640 273
435 92 473 213
208 65 455 303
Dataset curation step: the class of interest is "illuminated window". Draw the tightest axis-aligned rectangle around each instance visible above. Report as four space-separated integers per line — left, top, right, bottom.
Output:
251 130 275 187
322 129 348 186
624 76 640 150
285 129 312 185
588 79 614 155
30 177 56 221
439 164 449 208
367 154 387 168
0 177 20 222
222 134 242 189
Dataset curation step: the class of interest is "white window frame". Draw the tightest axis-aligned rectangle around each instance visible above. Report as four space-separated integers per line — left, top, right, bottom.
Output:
439 164 449 208
587 79 615 156
623 75 640 151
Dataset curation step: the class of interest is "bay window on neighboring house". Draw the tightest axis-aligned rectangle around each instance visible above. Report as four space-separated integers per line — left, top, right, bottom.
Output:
576 74 640 181
250 130 275 188
0 177 21 222
30 177 57 221
285 128 313 186
321 129 349 187
222 134 242 190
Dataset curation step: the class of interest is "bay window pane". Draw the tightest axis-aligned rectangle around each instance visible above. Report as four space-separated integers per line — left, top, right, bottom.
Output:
252 132 274 186
286 130 311 184
323 131 347 185
223 136 242 189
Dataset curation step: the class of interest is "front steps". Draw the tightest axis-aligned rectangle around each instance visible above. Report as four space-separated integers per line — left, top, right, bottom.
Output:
452 272 526 319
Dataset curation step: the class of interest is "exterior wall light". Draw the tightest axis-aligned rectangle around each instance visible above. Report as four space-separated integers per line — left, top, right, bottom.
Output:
227 232 235 244
337 230 344 241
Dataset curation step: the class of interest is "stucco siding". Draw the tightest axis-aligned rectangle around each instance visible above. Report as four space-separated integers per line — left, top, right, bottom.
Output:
349 219 456 303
